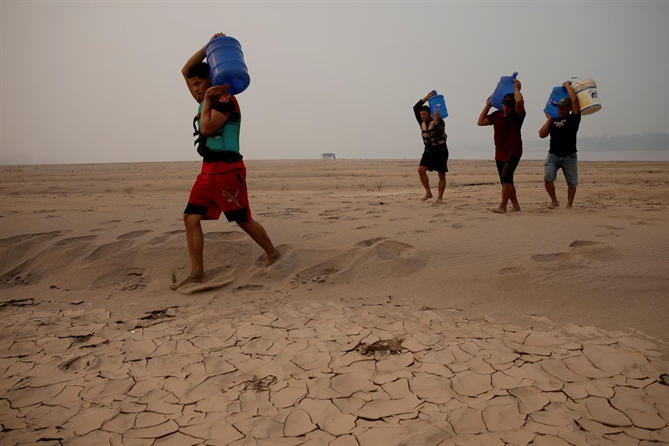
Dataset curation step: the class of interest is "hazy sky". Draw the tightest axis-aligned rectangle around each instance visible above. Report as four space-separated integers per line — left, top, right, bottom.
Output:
1 1 668 164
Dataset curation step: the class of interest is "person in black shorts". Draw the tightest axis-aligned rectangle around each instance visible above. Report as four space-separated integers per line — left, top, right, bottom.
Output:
477 79 526 214
413 91 449 202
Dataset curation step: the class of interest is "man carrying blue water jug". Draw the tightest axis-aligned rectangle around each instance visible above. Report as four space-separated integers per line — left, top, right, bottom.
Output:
413 91 448 202
171 33 280 291
538 81 581 209
477 79 525 214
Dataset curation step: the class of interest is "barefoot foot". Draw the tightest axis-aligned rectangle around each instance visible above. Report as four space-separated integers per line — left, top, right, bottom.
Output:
510 206 522 212
171 271 205 290
548 201 560 209
566 204 573 209
435 197 443 203
421 193 433 201
492 207 507 214
266 250 281 267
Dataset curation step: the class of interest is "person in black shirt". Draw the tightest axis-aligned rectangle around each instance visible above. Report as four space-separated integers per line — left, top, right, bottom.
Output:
413 91 448 202
539 81 581 209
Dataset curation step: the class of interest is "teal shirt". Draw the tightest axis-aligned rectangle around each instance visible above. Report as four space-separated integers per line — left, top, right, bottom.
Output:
195 94 241 155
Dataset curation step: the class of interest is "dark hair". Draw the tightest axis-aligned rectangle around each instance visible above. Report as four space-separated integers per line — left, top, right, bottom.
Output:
503 93 515 102
420 106 431 113
186 62 210 80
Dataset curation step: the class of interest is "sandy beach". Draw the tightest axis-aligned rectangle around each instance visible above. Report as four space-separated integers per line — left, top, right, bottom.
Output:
1 159 668 445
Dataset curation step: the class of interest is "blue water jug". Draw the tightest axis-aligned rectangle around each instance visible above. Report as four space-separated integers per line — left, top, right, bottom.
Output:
428 92 448 119
544 86 569 119
205 36 250 95
490 72 518 110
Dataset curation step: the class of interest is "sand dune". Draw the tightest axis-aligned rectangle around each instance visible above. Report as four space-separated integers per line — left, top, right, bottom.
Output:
1 160 667 338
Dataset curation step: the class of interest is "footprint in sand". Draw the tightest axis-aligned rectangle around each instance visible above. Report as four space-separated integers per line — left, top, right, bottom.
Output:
203 231 249 241
569 240 620 261
498 266 525 276
451 223 464 229
532 241 619 264
100 220 121 225
374 239 413 260
117 230 152 240
397 229 428 236
531 252 568 263
595 232 620 238
569 240 602 248
303 232 329 240
429 219 450 224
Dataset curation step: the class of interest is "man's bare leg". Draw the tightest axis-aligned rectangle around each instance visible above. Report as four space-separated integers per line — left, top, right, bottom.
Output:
566 186 577 209
493 183 511 213
509 184 521 212
237 220 280 266
436 172 446 202
171 214 205 290
418 166 432 201
545 181 560 208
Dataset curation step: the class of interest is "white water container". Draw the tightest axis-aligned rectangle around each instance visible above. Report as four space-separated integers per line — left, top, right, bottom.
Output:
572 78 602 116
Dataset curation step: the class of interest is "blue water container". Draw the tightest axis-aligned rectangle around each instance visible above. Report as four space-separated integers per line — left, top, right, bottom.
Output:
490 72 518 110
544 86 570 118
205 36 250 95
428 92 448 119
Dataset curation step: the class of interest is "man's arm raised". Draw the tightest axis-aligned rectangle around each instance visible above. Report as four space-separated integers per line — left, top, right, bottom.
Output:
564 81 580 115
513 79 525 114
477 96 493 126
182 33 225 101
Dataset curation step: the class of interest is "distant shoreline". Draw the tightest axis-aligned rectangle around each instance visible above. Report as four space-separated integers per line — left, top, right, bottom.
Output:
1 157 668 167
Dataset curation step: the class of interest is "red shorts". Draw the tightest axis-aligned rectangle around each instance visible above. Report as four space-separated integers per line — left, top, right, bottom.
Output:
185 161 252 222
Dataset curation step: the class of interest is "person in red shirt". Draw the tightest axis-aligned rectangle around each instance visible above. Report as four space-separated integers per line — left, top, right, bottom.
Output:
477 79 526 213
